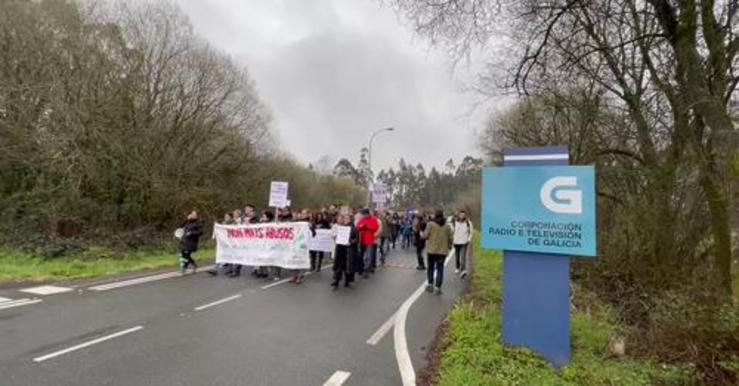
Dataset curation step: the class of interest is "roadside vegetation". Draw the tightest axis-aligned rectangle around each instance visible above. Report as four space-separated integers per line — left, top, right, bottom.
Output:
0 0 364 269
437 237 710 385
0 246 212 284
387 2 739 383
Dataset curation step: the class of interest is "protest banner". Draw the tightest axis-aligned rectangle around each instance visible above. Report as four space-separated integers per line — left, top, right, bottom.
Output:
335 226 351 246
309 229 334 253
269 181 289 208
214 222 310 269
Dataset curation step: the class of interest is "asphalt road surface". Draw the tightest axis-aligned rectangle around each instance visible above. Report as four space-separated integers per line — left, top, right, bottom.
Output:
0 247 465 386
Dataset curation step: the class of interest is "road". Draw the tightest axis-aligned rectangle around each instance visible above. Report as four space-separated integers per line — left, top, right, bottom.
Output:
0 247 464 386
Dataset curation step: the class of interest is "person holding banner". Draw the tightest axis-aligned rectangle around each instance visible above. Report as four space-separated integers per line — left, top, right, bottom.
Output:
258 210 278 280
331 214 358 289
226 205 260 278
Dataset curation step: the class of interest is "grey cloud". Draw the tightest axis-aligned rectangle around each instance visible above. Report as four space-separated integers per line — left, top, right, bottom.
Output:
176 0 484 171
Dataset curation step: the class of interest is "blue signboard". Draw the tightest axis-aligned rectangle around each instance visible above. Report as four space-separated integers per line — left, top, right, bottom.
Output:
482 166 596 257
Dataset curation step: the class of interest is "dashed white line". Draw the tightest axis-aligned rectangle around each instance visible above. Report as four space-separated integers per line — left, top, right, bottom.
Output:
0 298 43 310
33 326 144 363
259 265 333 290
0 296 12 303
260 277 293 290
20 285 73 295
194 294 242 311
88 271 182 291
88 265 215 291
323 370 351 386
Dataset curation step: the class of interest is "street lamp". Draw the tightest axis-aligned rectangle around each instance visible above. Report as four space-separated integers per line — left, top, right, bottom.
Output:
367 127 395 208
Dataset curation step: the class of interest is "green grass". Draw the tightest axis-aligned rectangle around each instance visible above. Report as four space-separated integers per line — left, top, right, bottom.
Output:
0 247 213 284
437 235 698 385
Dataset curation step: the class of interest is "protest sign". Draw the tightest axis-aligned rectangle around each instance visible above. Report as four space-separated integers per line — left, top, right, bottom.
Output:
268 181 289 208
213 222 310 269
309 229 334 253
371 183 386 203
335 226 351 246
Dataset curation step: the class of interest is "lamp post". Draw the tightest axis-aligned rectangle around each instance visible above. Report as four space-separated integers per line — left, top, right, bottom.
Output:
367 127 395 208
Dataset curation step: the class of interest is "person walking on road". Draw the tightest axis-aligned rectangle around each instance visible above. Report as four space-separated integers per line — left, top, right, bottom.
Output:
331 214 358 289
422 210 453 295
226 204 260 278
401 216 413 249
356 208 380 278
378 210 391 265
390 212 401 249
451 210 474 278
413 214 427 270
179 210 203 274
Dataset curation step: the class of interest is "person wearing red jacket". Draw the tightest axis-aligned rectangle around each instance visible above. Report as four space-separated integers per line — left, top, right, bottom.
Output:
356 208 380 278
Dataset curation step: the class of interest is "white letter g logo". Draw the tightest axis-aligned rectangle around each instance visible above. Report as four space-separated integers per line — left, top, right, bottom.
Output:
540 176 582 214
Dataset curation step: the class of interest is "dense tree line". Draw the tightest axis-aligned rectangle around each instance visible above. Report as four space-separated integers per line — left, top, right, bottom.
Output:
333 153 483 220
0 0 364 254
389 0 738 382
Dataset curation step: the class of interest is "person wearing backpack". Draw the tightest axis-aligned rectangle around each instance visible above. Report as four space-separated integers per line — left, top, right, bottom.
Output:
452 210 474 278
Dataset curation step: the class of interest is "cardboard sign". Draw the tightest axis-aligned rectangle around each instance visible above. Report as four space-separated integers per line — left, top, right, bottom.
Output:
268 181 289 208
371 183 386 203
335 226 351 246
308 229 334 252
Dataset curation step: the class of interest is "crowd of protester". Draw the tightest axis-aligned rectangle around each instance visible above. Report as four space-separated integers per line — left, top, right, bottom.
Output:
178 204 474 294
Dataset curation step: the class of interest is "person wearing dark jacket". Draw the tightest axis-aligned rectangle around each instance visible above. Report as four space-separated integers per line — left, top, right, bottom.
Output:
179 211 204 274
331 214 358 289
390 212 401 249
310 212 331 272
413 214 427 270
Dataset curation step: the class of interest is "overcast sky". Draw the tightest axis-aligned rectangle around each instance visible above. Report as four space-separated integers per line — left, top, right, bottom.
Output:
176 0 490 172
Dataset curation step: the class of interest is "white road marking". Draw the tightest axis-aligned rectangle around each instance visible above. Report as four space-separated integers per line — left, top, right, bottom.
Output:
393 251 454 386
88 265 215 291
323 370 351 386
367 310 397 345
194 294 242 311
259 265 333 290
393 282 427 386
0 298 43 310
33 326 144 363
20 285 73 295
260 277 293 290
0 296 12 303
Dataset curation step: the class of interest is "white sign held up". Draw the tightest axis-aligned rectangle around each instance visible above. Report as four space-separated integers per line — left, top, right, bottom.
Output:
335 226 351 246
269 181 289 208
372 183 386 203
309 229 334 253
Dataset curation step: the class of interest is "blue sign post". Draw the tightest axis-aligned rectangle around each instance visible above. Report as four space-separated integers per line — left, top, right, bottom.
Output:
482 146 596 368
